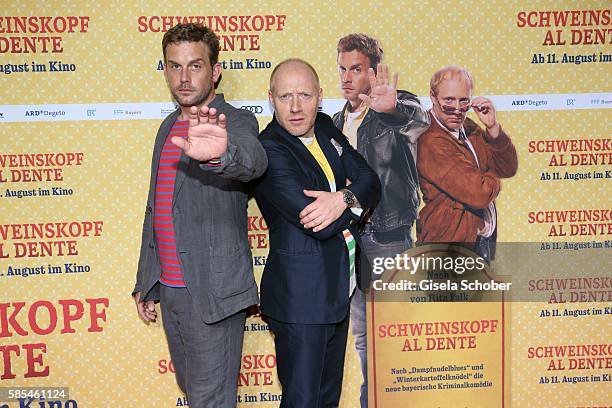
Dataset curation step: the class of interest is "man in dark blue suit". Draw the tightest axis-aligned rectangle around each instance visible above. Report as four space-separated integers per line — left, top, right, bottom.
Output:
255 59 381 408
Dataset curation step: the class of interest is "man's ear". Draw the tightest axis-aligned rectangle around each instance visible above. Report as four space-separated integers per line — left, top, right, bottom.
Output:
212 63 222 83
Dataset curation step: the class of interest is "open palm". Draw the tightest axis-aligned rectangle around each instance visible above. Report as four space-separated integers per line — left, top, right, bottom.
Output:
358 64 398 113
172 106 228 162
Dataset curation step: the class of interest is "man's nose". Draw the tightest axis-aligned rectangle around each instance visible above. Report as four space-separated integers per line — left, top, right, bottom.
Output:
290 95 302 113
341 70 351 83
180 68 190 83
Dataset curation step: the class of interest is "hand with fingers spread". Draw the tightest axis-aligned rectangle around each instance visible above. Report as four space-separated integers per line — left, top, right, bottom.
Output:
358 64 399 114
471 96 500 138
172 105 228 161
134 291 157 323
299 190 347 232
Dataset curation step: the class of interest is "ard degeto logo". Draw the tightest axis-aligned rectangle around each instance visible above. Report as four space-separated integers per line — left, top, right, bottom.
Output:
240 105 263 114
24 110 66 118
0 112 4 119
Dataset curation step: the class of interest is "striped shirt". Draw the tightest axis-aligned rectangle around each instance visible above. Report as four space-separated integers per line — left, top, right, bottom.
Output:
154 120 188 287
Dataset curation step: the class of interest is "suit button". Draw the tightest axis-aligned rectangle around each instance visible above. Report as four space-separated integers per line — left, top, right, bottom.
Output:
149 242 154 248
147 206 153 213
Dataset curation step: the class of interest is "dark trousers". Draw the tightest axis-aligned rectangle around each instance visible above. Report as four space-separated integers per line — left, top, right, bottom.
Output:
268 312 350 408
160 285 246 408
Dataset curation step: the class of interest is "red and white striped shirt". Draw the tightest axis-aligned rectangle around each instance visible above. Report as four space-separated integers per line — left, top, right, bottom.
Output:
154 120 188 287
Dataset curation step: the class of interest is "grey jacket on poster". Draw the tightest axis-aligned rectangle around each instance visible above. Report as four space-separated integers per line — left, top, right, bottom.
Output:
333 90 430 233
133 94 267 324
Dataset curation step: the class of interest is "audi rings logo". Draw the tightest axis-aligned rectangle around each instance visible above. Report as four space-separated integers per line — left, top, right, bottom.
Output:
240 105 263 114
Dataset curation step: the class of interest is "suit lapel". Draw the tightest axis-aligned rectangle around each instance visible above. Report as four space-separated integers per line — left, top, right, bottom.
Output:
268 117 330 191
282 130 331 191
164 110 191 207
269 114 349 192
316 132 346 191
315 113 347 190
172 150 190 206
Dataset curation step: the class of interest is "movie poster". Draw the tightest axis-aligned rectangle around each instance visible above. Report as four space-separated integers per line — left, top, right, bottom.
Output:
1 1 609 407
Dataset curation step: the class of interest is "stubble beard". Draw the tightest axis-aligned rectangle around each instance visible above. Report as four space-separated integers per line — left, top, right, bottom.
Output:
172 84 213 108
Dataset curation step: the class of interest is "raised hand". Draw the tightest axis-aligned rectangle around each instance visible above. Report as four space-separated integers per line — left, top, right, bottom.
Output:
172 106 228 161
358 64 399 113
471 96 500 138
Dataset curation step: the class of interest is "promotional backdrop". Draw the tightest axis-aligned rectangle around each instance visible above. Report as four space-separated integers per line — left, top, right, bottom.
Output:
1 1 610 407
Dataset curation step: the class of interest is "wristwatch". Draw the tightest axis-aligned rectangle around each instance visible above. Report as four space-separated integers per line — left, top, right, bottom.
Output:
341 188 356 208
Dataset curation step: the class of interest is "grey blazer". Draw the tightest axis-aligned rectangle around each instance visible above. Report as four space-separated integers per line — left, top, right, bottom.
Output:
133 94 267 323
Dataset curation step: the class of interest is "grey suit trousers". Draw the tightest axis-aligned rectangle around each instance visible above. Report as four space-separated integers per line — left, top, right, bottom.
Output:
160 285 246 408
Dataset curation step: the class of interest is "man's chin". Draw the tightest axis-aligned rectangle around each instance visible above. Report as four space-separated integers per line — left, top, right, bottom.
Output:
174 98 194 108
173 94 207 108
342 91 358 102
444 117 464 129
285 126 312 138
287 129 306 137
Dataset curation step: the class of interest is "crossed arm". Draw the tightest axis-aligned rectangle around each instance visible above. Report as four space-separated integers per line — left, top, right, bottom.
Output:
256 139 380 240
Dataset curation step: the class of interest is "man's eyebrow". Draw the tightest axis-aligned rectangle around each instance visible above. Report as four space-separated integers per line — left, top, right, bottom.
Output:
339 63 364 70
347 63 363 70
166 58 205 65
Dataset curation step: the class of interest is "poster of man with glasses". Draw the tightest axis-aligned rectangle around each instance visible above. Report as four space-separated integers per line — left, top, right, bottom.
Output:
416 65 518 260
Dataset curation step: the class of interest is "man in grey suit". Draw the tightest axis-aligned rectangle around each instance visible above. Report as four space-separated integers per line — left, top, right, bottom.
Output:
132 23 267 407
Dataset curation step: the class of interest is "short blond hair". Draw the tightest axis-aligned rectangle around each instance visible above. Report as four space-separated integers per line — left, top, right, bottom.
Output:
430 65 473 95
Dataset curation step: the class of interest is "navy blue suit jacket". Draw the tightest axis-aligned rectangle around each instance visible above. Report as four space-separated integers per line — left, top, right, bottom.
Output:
255 113 381 324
